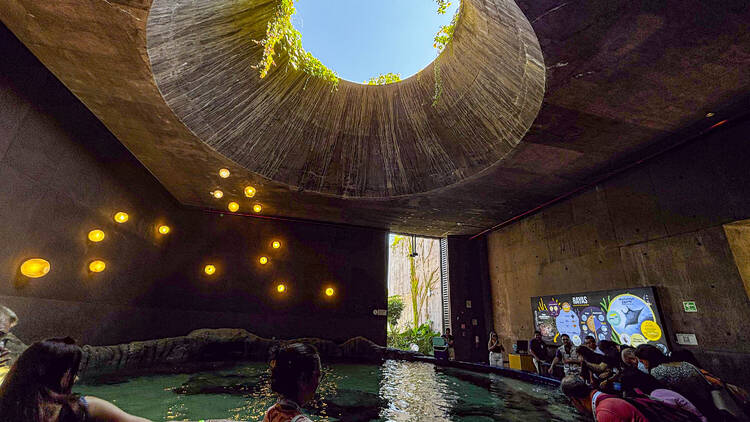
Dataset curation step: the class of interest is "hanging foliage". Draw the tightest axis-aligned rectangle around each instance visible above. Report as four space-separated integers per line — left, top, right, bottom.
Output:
365 72 402 85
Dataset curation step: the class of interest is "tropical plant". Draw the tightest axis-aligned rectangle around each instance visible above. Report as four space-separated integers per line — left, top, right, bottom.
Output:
390 236 440 327
387 295 405 332
387 323 441 355
254 0 339 89
365 72 402 85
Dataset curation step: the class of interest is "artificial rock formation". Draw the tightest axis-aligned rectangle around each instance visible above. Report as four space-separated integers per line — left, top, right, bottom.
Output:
79 328 418 377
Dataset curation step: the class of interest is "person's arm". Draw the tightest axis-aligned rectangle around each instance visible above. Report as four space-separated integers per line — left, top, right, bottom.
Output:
549 352 560 375
0 348 9 367
528 341 540 360
84 396 151 422
487 338 496 351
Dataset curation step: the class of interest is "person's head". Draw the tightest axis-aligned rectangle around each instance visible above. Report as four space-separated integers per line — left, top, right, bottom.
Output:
576 344 603 364
560 375 594 415
634 344 668 370
0 306 18 337
560 334 571 347
670 349 701 368
621 346 638 367
0 338 85 421
583 335 596 350
269 343 321 405
445 328 451 335
534 330 542 340
489 331 497 340
598 340 617 354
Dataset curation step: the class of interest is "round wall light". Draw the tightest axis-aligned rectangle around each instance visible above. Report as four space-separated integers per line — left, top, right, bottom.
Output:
228 202 239 212
219 168 231 178
325 287 335 297
259 256 268 265
204 264 216 275
20 258 50 278
253 204 262 213
88 260 106 273
212 190 224 199
272 240 281 249
88 229 105 242
114 212 129 223
244 186 256 198
277 283 286 293
158 225 170 235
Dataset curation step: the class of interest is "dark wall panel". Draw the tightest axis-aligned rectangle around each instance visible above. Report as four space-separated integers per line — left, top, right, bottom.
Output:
0 25 387 347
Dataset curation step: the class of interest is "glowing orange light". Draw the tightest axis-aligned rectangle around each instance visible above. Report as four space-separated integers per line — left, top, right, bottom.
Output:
244 186 256 198
88 260 106 273
259 256 268 265
114 212 129 223
212 190 224 199
272 241 281 249
219 168 230 178
325 287 334 297
158 225 170 235
253 204 262 213
228 202 239 212
88 229 105 242
20 258 50 278
277 284 286 293
204 265 216 275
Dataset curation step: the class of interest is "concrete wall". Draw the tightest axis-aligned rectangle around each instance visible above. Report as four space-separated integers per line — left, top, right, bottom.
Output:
487 118 750 384
0 25 387 347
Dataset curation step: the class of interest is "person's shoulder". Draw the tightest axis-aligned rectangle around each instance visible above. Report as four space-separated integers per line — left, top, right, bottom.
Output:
84 396 151 422
597 396 646 420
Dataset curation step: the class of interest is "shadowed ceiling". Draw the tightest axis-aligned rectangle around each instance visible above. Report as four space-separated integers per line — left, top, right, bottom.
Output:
1 0 748 236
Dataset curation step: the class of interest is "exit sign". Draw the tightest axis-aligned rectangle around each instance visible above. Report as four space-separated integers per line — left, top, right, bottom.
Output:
683 301 698 312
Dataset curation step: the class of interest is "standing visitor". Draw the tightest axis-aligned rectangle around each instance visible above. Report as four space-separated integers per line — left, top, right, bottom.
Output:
529 330 547 374
549 334 581 377
487 331 505 367
0 338 151 421
264 343 322 422
442 328 455 361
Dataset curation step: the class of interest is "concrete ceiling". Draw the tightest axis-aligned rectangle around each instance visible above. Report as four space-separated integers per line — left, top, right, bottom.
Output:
1 0 749 236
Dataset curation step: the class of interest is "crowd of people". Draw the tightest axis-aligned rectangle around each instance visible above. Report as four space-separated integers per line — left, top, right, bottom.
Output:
524 330 749 421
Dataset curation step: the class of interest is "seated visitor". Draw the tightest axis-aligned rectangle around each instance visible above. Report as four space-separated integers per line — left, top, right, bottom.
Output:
442 328 455 360
0 337 150 422
635 344 725 421
561 375 704 422
549 334 581 377
487 331 505 367
528 330 547 374
264 343 321 422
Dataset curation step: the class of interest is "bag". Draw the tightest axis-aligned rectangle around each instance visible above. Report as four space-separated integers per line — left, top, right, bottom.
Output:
606 393 704 422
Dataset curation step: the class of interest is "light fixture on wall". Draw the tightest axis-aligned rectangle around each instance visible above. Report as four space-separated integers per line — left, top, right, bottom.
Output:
272 240 281 249
228 202 239 212
244 186 256 198
325 287 335 297
88 260 106 273
114 212 129 223
204 264 216 275
88 229 105 242
212 190 224 199
20 258 50 278
259 256 268 265
158 225 170 235
219 168 231 178
253 204 262 213
408 235 418 258
277 283 286 293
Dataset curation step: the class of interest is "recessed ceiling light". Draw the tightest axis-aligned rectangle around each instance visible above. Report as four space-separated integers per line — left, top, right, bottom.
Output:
219 168 230 178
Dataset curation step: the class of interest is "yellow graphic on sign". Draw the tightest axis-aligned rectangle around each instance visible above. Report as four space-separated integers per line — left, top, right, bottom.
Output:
640 320 662 341
629 334 648 346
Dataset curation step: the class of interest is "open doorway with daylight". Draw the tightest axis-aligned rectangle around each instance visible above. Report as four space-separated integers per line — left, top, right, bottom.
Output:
387 234 449 355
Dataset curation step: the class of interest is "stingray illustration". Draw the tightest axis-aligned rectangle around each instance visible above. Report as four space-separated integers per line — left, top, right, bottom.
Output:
623 306 643 328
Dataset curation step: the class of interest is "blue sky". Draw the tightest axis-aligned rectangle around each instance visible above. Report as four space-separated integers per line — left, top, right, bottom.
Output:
293 0 459 83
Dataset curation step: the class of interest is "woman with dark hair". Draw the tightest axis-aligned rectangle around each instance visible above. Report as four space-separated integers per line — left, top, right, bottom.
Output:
264 343 321 422
0 338 149 422
487 331 505 368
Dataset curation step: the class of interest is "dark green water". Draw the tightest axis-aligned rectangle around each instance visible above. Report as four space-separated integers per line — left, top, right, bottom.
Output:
76 360 584 421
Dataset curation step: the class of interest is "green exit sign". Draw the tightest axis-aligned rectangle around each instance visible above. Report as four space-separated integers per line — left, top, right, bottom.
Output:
683 301 698 313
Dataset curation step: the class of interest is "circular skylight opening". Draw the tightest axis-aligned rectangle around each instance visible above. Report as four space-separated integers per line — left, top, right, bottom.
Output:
293 0 460 84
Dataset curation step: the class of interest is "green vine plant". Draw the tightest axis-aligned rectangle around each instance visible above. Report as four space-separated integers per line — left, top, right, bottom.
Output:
365 73 402 85
254 0 340 90
432 2 460 106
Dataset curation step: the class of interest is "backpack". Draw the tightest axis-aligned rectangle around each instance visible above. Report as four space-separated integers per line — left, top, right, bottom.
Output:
599 393 703 422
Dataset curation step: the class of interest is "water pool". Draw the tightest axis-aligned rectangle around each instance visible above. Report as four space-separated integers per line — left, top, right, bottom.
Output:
77 360 584 421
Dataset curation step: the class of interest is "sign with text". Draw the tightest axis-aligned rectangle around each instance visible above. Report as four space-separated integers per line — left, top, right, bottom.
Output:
683 301 698 312
531 286 669 353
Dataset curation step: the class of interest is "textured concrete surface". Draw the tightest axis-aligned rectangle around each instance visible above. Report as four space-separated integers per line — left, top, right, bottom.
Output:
1 1 748 235
0 26 387 347
487 119 750 385
724 219 750 299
